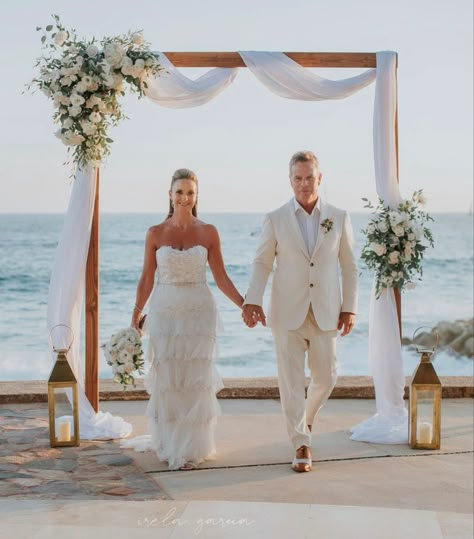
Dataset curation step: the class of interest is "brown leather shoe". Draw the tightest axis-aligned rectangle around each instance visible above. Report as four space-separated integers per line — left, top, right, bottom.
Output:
292 445 312 473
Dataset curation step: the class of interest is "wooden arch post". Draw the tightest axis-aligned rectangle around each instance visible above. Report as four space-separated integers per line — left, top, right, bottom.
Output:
84 51 401 409
85 168 99 411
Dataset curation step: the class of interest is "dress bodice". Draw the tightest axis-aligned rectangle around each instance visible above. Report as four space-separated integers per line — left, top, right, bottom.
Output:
156 245 208 285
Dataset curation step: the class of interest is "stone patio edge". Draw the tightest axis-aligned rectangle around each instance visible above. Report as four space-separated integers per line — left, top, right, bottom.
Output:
0 376 472 404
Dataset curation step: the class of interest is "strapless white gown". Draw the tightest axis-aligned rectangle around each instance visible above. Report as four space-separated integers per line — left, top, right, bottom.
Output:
121 245 223 469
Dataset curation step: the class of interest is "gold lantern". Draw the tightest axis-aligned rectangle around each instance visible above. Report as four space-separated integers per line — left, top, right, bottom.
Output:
409 327 441 450
48 325 80 447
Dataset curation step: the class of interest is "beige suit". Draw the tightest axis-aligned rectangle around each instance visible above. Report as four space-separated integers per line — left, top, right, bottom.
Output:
246 198 358 448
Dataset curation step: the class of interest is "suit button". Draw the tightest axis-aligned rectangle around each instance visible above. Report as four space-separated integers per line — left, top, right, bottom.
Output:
310 283 314 288
310 263 314 267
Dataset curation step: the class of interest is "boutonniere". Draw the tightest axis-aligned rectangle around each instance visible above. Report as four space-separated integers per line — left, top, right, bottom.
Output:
321 218 334 234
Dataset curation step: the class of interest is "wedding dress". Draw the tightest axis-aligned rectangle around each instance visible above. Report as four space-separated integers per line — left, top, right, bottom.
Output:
121 245 223 469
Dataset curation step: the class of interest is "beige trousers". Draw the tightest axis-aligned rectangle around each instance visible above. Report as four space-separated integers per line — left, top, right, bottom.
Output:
272 308 338 449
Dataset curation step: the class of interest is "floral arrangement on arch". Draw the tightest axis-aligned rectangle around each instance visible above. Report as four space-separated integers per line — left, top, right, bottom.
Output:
29 15 162 167
361 190 434 299
101 327 145 389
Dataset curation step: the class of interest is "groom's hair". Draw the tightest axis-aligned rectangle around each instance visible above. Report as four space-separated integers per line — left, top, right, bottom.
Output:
167 168 198 219
289 151 319 174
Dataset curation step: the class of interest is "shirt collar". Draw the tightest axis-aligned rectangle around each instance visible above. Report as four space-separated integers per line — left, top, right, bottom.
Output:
293 196 321 217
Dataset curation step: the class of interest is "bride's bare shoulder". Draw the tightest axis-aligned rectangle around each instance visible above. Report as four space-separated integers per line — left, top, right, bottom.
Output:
197 221 218 234
148 222 168 233
146 222 167 243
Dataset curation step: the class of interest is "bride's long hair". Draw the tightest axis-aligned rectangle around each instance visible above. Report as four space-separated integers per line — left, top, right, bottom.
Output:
167 168 198 219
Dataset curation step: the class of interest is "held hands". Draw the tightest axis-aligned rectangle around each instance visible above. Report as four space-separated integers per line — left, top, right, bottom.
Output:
242 304 266 328
338 312 356 336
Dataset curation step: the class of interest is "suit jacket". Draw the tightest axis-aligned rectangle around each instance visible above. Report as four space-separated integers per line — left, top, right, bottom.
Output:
245 198 358 331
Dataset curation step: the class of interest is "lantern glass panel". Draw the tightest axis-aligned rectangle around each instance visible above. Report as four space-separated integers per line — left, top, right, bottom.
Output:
52 387 76 443
415 389 435 445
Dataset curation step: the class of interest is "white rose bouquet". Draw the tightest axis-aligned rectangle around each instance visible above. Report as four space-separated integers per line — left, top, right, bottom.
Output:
29 15 162 168
361 190 434 299
101 327 145 389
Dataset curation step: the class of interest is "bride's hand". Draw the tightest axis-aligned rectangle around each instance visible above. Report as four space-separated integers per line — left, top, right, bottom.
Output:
130 316 140 331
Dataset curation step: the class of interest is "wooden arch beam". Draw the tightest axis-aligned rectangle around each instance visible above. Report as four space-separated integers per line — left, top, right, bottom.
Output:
161 51 378 68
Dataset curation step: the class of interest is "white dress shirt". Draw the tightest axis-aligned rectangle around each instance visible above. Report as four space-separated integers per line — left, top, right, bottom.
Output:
293 197 321 255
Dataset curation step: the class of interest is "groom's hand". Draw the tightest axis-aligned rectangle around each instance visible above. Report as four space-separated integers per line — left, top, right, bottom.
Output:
338 312 355 336
242 304 266 328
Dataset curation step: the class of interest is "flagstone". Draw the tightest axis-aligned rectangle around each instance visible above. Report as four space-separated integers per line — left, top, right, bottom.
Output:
23 459 77 472
0 472 33 479
0 405 168 500
102 486 136 496
95 455 133 466
27 469 70 480
9 477 45 487
0 463 18 471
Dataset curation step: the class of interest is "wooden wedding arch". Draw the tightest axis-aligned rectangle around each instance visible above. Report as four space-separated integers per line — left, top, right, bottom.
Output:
84 51 401 411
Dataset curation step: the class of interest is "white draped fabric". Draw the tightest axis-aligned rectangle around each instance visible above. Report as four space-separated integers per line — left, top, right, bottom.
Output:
239 51 376 100
47 50 405 443
145 52 238 108
47 166 132 440
350 52 408 443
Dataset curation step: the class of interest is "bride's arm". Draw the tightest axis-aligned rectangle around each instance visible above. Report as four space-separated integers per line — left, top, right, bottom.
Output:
207 225 244 309
131 228 157 328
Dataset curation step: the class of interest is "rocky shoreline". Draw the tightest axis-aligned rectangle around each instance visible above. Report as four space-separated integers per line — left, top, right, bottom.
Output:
403 319 474 358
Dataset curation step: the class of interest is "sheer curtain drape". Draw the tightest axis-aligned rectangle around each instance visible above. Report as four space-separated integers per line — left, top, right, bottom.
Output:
47 50 406 442
47 166 132 439
350 52 407 443
145 52 238 108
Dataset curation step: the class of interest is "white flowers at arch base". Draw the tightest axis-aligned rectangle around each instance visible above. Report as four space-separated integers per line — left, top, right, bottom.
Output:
361 190 434 299
29 15 162 167
101 328 144 389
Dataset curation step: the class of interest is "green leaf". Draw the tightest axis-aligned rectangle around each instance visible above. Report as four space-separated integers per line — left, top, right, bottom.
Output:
105 138 114 143
41 35 46 44
46 25 53 31
36 26 42 31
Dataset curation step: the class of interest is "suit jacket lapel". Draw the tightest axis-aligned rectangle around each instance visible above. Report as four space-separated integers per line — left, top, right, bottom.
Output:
286 201 310 259
310 199 328 260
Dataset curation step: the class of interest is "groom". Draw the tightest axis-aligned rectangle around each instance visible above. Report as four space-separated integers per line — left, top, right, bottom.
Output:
243 151 358 473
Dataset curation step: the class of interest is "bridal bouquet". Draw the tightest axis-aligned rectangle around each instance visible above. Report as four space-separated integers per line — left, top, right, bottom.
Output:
361 190 434 299
102 327 145 389
29 15 162 167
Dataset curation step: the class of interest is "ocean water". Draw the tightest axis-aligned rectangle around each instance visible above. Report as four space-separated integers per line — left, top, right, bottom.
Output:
0 212 472 381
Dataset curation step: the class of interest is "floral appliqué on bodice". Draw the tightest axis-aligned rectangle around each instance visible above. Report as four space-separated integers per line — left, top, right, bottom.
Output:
156 245 208 285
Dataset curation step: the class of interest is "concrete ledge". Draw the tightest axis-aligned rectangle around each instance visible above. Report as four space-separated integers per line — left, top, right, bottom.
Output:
0 376 472 404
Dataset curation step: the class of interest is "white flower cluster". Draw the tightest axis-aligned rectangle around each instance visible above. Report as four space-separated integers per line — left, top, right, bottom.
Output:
361 191 434 298
101 327 145 389
30 15 161 167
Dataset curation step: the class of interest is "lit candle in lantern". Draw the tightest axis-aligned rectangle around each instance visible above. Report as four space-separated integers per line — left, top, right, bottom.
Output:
417 422 433 444
57 420 71 442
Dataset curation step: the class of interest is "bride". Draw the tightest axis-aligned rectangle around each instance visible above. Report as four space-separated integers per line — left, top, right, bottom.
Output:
127 168 244 470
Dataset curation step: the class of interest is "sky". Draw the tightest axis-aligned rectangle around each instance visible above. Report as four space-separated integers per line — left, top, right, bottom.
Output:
0 0 472 214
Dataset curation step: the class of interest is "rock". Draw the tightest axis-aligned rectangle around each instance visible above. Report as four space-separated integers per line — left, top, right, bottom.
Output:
463 336 474 357
403 319 473 358
435 321 460 345
449 329 472 352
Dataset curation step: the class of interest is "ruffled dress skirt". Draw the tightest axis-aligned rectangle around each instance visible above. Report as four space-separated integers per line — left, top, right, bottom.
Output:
145 281 223 470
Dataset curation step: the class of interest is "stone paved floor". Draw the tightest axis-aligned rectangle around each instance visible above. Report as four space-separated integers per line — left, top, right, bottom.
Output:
0 405 169 500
